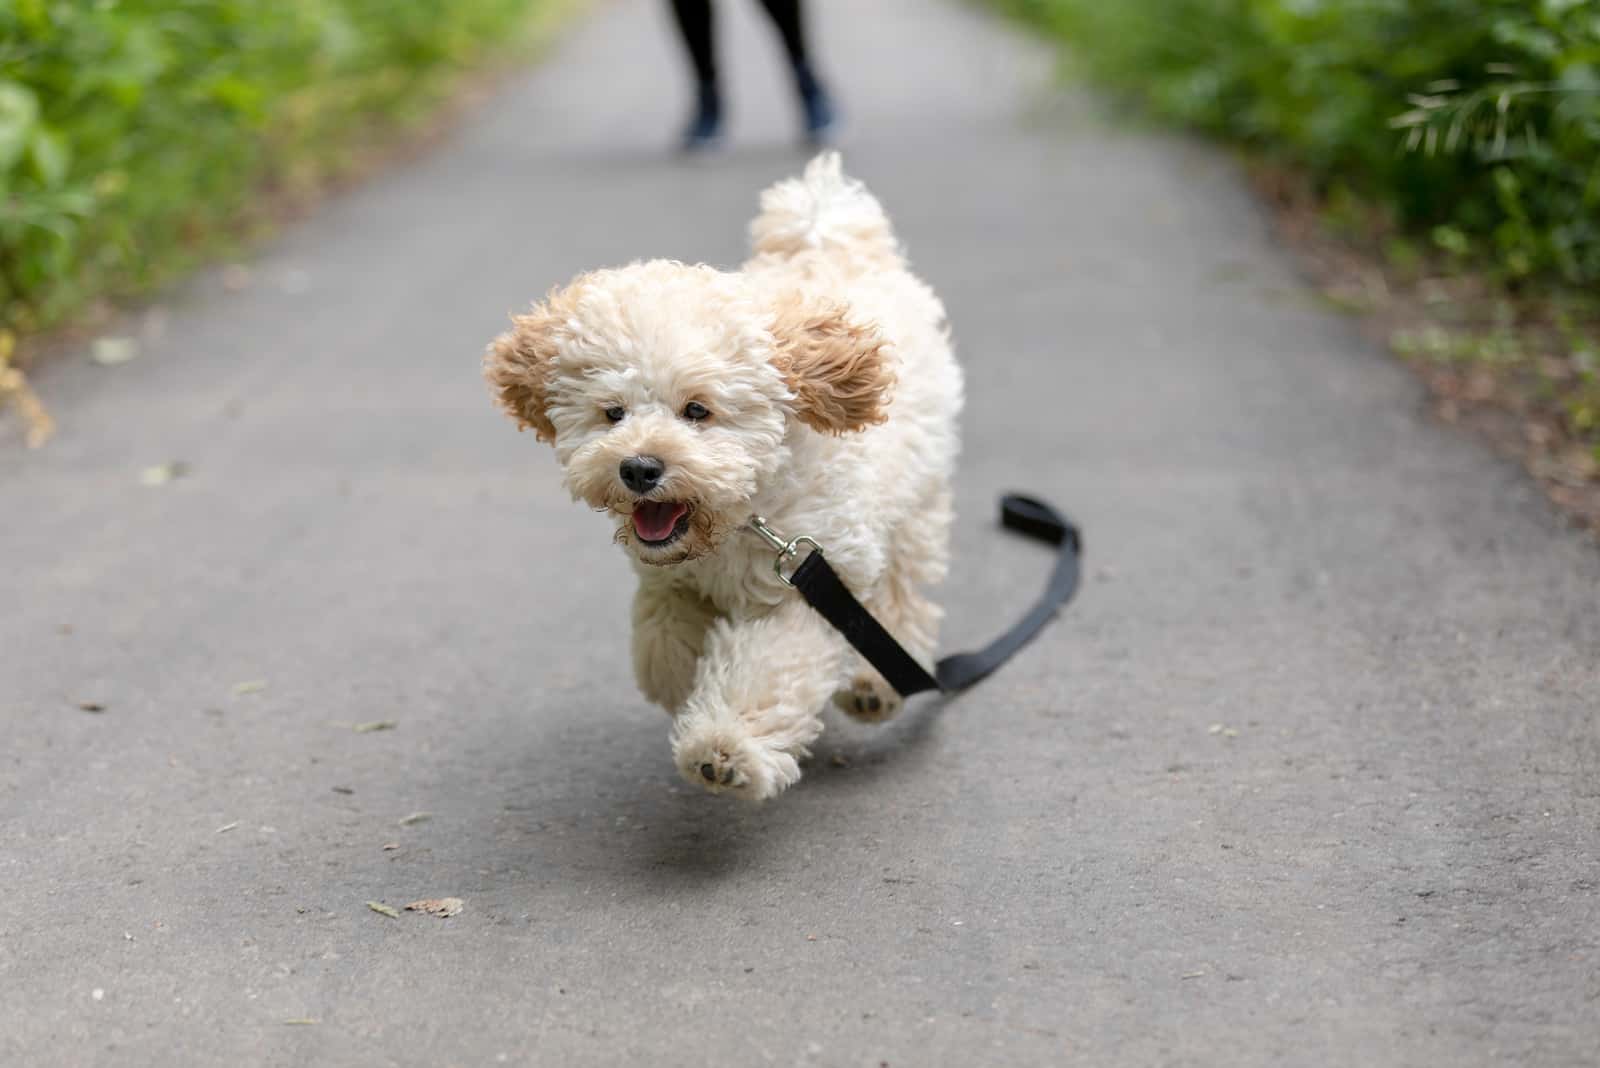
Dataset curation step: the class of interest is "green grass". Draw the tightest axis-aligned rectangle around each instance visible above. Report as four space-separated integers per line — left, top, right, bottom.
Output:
0 0 571 343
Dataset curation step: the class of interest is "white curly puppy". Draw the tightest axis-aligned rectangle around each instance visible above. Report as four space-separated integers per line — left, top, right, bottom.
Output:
484 153 962 800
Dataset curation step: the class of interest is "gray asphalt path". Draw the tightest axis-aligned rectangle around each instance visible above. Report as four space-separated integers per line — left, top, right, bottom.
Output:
4 0 1599 1064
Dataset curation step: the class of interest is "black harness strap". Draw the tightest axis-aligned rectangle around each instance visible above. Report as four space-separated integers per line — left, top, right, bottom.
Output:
781 494 1082 697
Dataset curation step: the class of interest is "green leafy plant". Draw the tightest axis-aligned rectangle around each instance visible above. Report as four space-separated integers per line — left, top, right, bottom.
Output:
0 0 560 338
999 0 1600 285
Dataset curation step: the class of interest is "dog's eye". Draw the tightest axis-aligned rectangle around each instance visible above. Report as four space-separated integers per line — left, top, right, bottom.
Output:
603 406 626 424
682 401 710 422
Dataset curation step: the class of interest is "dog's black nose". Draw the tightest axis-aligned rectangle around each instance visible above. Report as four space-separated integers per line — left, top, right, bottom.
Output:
619 455 665 494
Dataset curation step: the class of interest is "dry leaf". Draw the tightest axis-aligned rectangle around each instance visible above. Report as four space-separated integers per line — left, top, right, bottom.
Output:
232 680 267 696
92 337 140 366
405 897 464 918
283 1018 319 1026
381 842 400 851
353 720 397 733
139 461 188 486
398 811 431 826
0 333 54 448
78 701 106 713
365 901 401 919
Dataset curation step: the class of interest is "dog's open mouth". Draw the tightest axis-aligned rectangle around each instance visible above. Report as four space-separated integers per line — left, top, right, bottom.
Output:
632 500 691 546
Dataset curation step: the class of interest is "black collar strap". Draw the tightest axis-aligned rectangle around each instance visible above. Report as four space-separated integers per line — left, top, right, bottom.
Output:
751 495 1082 697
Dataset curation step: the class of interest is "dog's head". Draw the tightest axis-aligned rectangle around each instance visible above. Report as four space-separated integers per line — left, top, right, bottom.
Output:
484 260 893 565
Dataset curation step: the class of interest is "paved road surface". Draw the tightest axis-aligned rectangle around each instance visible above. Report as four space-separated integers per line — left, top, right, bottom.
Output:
4 0 1598 1064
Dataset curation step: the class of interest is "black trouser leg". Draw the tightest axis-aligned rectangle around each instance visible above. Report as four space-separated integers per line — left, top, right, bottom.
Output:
757 0 833 138
755 0 809 72
668 0 723 146
668 0 717 87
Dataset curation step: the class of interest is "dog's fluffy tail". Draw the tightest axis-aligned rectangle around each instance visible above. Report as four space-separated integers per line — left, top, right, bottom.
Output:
749 152 900 270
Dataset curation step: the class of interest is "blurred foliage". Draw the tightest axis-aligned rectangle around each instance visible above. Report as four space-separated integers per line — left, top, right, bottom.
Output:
0 0 557 337
1000 0 1600 286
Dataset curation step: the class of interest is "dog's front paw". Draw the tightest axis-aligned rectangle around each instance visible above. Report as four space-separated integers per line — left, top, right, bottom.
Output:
833 672 903 723
671 722 802 801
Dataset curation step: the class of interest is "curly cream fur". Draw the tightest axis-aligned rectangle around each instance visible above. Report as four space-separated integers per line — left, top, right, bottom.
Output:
484 153 963 800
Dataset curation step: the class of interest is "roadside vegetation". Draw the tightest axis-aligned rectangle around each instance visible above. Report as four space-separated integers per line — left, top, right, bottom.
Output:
0 0 572 444
1002 0 1600 530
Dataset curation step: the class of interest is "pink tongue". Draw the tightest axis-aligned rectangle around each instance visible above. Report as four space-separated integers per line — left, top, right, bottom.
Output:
633 501 688 542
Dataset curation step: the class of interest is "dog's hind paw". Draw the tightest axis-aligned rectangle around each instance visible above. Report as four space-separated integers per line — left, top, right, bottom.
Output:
834 673 902 723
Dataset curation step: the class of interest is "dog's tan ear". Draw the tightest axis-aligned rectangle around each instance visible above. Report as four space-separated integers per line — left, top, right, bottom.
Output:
769 295 894 434
483 303 562 443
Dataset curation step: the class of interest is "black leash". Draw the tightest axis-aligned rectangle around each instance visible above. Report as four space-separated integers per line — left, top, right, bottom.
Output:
751 495 1083 697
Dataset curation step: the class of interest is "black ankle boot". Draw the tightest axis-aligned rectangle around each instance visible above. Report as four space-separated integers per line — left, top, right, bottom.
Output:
793 63 837 145
681 81 723 152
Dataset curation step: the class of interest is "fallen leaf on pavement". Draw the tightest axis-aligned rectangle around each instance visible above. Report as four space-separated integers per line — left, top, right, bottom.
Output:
232 680 267 696
406 897 464 918
398 811 431 826
139 461 187 486
78 701 105 713
365 901 401 919
1 333 55 448
352 720 397 733
283 1018 319 1026
92 337 140 366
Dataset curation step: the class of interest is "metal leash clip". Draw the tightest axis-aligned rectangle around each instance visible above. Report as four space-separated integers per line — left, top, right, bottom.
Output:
749 516 823 588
